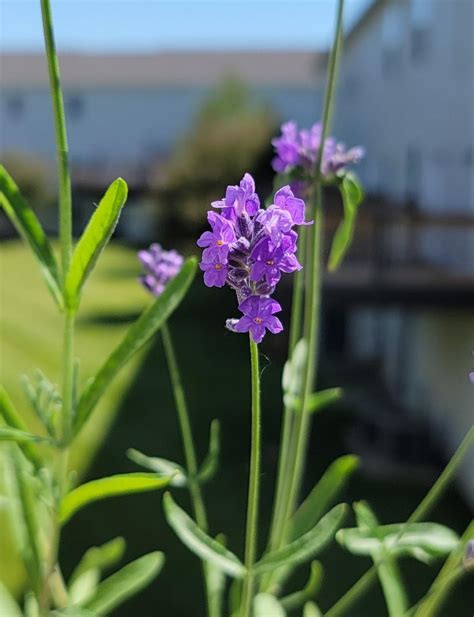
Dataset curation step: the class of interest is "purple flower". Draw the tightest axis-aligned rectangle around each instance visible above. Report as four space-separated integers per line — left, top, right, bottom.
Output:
212 172 260 220
250 235 301 286
199 258 228 288
271 120 364 179
464 540 474 570
233 296 283 343
198 173 308 342
138 244 183 296
197 211 236 261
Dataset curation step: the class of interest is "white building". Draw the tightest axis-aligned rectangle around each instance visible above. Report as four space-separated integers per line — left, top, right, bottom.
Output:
335 0 474 505
0 50 324 183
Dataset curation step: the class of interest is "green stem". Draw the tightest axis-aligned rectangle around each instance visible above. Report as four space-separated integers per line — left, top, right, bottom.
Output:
161 323 216 616
277 0 345 545
323 426 474 617
161 323 208 529
267 226 306 553
40 0 72 279
240 338 262 617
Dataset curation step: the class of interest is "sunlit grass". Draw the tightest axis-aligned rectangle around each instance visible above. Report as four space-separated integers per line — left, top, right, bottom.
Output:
0 239 148 593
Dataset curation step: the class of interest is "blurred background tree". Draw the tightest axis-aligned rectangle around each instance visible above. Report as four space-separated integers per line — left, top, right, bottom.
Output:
149 76 276 234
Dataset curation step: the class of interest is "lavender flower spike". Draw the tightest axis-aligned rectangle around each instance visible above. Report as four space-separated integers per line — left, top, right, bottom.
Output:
138 243 184 296
233 296 283 344
198 172 308 343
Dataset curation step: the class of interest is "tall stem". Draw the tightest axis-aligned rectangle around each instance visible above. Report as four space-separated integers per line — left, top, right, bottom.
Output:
161 323 208 529
278 0 345 543
39 1 74 612
161 323 214 616
240 338 261 617
40 0 72 279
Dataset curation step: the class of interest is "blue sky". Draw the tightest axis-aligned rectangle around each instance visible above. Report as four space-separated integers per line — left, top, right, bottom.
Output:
0 0 373 52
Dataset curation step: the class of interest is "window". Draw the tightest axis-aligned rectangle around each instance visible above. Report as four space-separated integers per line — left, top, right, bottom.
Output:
66 94 84 120
5 94 24 119
410 0 433 63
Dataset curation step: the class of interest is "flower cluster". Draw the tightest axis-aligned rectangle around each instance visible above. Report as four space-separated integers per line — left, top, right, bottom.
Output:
197 173 310 343
138 243 183 296
272 120 365 181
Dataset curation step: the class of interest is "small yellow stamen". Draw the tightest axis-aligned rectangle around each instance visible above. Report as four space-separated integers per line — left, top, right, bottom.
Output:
254 317 263 324
216 240 224 246
214 264 222 270
266 259 274 265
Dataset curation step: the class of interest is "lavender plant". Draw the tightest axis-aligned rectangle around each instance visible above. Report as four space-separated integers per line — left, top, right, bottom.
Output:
0 0 197 614
1 1 473 617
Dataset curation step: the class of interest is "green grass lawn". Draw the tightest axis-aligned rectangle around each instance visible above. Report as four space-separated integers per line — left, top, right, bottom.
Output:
1 240 472 616
0 239 149 592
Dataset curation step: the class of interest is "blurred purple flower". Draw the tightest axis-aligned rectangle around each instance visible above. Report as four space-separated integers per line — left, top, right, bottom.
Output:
272 120 364 181
138 243 183 296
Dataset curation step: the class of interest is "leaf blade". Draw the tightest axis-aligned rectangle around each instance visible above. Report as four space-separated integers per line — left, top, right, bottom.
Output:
84 552 164 616
64 178 128 311
163 492 246 578
255 504 347 575
60 473 170 524
328 172 364 271
74 257 197 434
0 165 62 306
69 537 127 585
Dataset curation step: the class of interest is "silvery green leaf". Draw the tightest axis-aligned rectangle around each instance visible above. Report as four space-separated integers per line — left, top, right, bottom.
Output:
280 561 323 611
328 172 364 271
254 593 286 616
198 419 220 483
64 178 128 311
69 568 100 606
0 582 22 617
60 473 171 524
70 537 126 584
74 257 197 435
291 455 359 540
84 552 164 615
254 504 347 575
282 338 308 408
303 601 322 617
0 165 62 307
127 449 187 487
163 493 246 578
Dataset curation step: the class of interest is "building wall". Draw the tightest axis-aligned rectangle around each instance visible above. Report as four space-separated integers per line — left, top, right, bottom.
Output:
0 85 321 168
335 0 473 214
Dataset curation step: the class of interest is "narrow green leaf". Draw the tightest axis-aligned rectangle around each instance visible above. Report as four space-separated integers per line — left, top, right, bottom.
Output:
198 419 220 483
69 569 100 606
163 492 246 578
291 456 359 540
64 178 128 311
281 561 324 611
336 521 460 563
0 165 62 306
282 338 308 409
207 533 227 617
413 521 474 617
69 537 126 584
84 552 164 615
0 386 42 467
254 593 286 616
297 387 343 415
74 257 197 434
304 601 322 617
127 448 187 487
354 502 408 617
328 172 364 271
255 504 347 575
0 581 22 617
0 427 52 445
60 473 171 524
